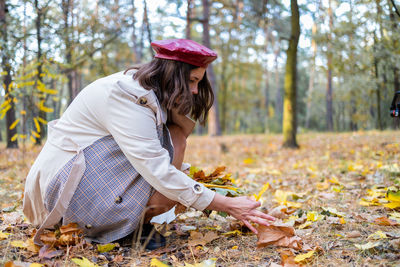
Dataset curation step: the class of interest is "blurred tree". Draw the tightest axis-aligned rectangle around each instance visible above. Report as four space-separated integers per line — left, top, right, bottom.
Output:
1 0 18 148
202 0 221 136
282 0 299 148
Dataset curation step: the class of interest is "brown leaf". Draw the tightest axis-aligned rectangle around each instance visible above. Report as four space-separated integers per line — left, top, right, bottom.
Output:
279 249 301 267
346 231 362 238
374 216 398 226
40 232 57 245
210 166 226 177
113 255 124 263
188 231 219 247
59 222 82 234
257 224 303 250
2 212 23 225
174 204 187 215
39 245 64 259
268 206 290 219
25 237 40 253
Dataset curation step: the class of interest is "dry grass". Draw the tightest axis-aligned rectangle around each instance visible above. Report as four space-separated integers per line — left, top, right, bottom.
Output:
1 130 400 266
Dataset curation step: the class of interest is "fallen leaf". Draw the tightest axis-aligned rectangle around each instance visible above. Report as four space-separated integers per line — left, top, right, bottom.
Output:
255 183 270 201
294 250 315 263
279 249 300 267
112 255 124 263
60 222 82 234
97 243 116 253
384 202 400 209
374 216 398 226
26 237 40 253
39 245 64 259
182 258 217 267
354 241 381 250
5 262 43 267
346 231 361 238
368 231 388 240
188 231 219 247
3 212 23 225
10 240 27 249
71 257 99 267
0 231 11 240
257 224 303 250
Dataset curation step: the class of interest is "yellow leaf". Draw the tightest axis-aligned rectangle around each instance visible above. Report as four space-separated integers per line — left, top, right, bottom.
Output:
37 117 47 125
11 240 27 248
328 177 340 185
20 134 27 139
243 158 254 164
0 231 11 240
383 202 400 209
339 217 346 224
20 110 26 115
38 100 54 113
255 183 270 201
11 133 18 142
33 117 41 133
30 135 36 143
307 211 324 222
298 221 313 229
9 119 20 130
286 201 302 208
31 130 40 138
221 230 242 236
316 182 329 191
368 231 387 240
294 250 315 263
30 264 44 267
386 189 400 202
231 245 238 249
71 257 99 267
150 258 171 267
355 241 381 250
321 207 345 217
97 243 116 253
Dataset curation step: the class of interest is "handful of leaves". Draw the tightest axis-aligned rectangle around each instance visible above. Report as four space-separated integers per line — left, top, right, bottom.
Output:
188 166 244 197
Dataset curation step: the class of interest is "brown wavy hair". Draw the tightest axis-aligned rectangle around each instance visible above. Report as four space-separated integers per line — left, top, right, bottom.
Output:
126 58 214 125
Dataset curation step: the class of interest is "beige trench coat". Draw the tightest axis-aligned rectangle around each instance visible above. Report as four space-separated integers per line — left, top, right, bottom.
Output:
23 70 215 235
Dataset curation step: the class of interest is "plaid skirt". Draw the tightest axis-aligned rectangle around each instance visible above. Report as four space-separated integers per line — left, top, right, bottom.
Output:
44 124 174 243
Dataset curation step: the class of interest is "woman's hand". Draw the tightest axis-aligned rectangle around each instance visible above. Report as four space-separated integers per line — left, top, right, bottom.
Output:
206 194 275 234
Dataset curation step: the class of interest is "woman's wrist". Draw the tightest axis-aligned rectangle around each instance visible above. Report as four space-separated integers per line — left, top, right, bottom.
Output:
205 193 231 213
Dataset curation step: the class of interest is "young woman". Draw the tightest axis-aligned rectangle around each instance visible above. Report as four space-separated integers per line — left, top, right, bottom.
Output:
23 39 274 246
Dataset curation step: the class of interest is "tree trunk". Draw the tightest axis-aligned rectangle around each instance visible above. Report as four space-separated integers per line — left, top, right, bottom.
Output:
325 0 334 131
274 42 282 127
186 0 193 39
202 0 221 136
305 0 320 129
1 0 18 148
282 0 300 148
131 0 141 63
143 0 154 57
34 0 46 145
373 32 383 130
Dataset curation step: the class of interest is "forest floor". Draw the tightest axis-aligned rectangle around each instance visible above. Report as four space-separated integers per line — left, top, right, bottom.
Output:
1 130 400 267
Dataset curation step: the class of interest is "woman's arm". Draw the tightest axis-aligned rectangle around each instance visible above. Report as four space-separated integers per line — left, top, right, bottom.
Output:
207 193 275 234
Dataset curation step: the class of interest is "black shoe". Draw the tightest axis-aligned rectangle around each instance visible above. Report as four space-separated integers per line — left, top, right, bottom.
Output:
140 224 166 251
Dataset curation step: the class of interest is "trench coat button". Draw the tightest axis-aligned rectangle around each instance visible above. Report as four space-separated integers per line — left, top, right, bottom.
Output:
193 183 202 193
85 224 92 229
115 196 123 204
139 97 148 105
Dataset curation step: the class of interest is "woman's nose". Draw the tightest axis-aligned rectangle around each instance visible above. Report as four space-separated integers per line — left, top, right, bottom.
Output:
191 85 198 95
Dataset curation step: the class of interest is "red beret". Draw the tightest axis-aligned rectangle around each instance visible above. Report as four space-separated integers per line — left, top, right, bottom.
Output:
151 39 217 68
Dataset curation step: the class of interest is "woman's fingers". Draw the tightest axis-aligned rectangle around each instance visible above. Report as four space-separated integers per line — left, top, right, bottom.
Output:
242 219 258 234
251 210 276 221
